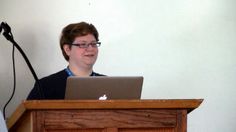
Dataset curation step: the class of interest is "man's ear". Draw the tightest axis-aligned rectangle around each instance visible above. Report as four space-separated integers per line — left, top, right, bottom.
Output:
63 44 71 56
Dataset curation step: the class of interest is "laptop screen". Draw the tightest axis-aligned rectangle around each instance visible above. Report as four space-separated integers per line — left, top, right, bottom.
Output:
64 76 143 100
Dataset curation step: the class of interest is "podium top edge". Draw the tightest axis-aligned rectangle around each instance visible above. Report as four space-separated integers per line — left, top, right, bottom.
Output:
22 99 203 110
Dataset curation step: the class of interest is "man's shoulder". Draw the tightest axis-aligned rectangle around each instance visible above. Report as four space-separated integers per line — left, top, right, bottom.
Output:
40 69 68 82
27 69 68 100
93 72 106 76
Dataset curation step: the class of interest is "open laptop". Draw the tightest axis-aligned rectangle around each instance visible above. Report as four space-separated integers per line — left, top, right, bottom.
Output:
64 76 143 100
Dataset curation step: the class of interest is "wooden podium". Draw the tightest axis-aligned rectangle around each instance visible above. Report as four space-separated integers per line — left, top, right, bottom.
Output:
7 99 203 132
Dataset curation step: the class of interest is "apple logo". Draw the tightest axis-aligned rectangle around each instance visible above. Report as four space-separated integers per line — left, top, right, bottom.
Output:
99 94 107 100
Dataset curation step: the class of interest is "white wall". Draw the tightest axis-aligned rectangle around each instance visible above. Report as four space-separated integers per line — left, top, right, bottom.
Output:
0 0 236 131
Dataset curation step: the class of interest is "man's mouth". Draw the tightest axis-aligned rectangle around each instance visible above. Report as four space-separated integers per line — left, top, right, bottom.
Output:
84 54 94 57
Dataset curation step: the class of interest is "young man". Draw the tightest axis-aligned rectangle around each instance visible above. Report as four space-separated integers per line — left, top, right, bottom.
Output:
27 22 104 100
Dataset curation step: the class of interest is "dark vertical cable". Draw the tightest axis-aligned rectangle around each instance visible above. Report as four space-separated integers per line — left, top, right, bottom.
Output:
3 44 16 119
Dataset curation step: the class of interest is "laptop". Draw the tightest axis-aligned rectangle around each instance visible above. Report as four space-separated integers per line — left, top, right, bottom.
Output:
64 76 143 100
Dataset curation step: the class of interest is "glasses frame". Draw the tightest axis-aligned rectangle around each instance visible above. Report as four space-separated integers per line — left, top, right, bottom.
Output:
70 42 101 48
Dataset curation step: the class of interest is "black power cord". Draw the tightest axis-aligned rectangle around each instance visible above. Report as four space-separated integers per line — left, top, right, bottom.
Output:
3 44 16 119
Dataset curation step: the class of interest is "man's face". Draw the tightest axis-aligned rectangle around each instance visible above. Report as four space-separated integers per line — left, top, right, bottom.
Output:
64 34 99 68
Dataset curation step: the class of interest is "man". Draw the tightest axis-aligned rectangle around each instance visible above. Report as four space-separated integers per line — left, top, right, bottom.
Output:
27 22 104 100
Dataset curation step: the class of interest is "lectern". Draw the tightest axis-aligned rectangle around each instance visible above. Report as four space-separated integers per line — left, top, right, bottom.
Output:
7 99 203 132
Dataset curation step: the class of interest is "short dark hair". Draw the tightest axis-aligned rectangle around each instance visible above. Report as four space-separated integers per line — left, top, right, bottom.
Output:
60 22 99 61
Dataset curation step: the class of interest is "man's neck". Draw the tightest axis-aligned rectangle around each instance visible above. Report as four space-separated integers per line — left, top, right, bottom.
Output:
68 65 93 77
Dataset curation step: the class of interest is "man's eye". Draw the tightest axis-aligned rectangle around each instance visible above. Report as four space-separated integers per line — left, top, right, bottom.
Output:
79 44 87 46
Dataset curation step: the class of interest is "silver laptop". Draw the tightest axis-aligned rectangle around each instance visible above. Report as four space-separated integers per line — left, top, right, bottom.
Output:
65 76 143 100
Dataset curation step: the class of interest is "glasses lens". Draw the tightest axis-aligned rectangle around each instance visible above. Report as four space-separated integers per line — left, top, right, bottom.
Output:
95 42 101 47
79 44 87 48
71 42 101 48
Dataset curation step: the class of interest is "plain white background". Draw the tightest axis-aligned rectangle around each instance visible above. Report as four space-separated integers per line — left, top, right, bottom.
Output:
0 0 236 131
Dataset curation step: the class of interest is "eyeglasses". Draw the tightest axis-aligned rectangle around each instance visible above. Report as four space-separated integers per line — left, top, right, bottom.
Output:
70 42 101 48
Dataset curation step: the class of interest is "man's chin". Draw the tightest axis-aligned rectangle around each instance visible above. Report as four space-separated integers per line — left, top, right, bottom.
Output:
85 61 96 67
